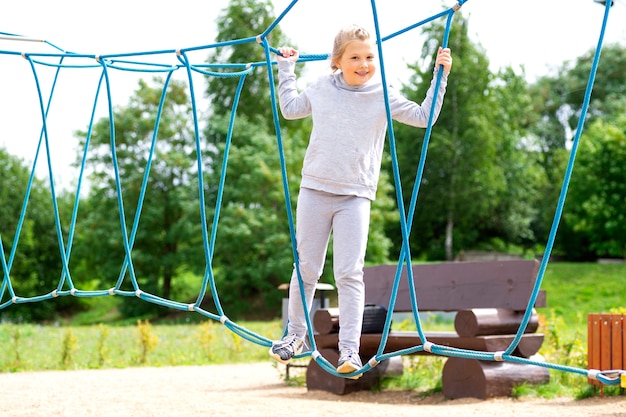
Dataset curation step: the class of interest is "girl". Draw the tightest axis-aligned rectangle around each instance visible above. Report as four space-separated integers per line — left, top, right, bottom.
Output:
269 24 452 378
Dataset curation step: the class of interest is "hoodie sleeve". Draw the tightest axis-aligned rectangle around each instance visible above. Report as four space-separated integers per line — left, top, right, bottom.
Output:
277 60 312 120
388 69 449 128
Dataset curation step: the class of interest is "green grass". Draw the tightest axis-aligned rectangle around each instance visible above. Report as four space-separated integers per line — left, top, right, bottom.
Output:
540 262 626 325
0 320 283 372
0 261 624 399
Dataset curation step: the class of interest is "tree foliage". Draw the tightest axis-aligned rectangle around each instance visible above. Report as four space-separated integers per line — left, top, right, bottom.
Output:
563 115 626 259
561 43 626 124
200 0 397 317
6 1 625 324
0 148 75 321
202 114 302 317
530 43 626 260
205 0 291 131
391 13 540 260
72 78 205 317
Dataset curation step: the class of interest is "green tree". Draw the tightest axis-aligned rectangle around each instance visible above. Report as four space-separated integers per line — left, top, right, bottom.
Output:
564 115 626 259
200 0 303 318
0 148 75 321
486 67 543 251
205 0 291 131
528 43 626 259
527 44 626 196
200 0 397 318
391 13 538 260
203 114 302 317
73 78 204 317
560 44 626 125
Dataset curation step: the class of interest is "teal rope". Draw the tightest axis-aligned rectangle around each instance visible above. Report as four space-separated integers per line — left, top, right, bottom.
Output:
18 53 71 299
54 71 105 294
500 0 620 386
508 0 614 350
114 70 177 293
0 0 622 385
374 6 456 364
261 35 316 358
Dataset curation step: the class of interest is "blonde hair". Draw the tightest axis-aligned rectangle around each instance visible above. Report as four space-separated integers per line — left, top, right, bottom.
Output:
330 24 372 72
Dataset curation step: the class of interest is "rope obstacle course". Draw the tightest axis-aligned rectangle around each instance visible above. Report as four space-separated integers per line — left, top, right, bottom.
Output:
0 0 623 387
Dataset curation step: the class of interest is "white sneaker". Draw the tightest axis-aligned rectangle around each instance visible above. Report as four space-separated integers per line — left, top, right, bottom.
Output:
337 349 362 379
269 333 304 364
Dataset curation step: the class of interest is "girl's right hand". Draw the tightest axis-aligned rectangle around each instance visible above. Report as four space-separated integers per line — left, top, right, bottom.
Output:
277 46 299 62
435 47 452 73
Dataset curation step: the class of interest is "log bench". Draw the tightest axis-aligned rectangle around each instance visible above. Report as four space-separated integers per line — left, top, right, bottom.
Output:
306 259 550 399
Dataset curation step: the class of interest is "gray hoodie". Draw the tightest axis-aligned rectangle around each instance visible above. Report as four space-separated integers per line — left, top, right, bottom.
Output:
278 60 448 201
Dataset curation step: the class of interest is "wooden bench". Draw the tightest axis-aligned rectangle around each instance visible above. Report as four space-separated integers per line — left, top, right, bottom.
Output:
306 259 550 399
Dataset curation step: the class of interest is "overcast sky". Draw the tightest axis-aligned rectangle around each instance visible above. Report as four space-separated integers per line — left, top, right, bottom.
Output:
1 0 624 189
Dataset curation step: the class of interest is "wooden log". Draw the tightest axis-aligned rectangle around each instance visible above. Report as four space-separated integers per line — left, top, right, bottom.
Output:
454 308 539 337
306 348 403 395
315 332 544 359
313 308 340 335
441 357 550 399
482 334 545 359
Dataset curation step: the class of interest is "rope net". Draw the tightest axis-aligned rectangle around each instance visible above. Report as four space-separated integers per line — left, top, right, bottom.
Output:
0 0 622 385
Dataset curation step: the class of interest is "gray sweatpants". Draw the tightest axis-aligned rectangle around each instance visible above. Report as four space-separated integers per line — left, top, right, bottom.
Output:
287 187 370 353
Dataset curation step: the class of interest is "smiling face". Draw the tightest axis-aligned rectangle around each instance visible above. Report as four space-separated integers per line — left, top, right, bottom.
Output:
333 39 377 86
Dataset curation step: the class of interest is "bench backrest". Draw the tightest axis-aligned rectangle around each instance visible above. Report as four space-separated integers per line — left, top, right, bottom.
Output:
363 259 545 312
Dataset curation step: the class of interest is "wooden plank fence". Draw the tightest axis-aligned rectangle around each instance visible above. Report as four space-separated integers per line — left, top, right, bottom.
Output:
587 313 625 389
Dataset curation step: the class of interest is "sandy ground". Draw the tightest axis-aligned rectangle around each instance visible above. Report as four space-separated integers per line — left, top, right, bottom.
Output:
1 362 625 417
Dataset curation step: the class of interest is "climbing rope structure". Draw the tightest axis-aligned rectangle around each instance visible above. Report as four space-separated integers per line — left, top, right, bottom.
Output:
0 0 623 386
